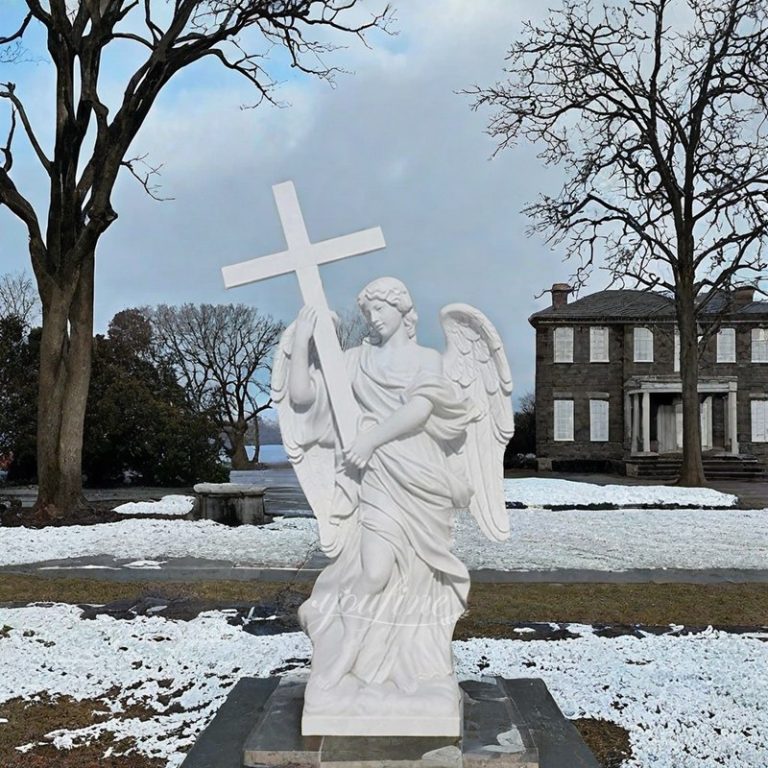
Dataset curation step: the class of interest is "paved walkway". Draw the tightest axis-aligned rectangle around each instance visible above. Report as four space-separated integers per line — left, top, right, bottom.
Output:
3 556 768 585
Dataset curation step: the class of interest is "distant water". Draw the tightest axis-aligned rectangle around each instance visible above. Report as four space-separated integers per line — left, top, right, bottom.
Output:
246 444 288 464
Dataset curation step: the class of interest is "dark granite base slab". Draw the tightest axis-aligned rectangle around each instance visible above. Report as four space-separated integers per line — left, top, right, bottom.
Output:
180 676 599 768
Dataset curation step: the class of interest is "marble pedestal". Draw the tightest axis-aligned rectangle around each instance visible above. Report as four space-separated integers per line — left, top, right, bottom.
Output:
244 676 537 767
180 676 600 768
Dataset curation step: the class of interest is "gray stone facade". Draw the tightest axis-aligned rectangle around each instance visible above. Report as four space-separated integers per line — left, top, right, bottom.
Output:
529 286 768 469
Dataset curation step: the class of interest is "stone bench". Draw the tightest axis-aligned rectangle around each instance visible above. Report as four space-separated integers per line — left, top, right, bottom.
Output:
193 483 270 526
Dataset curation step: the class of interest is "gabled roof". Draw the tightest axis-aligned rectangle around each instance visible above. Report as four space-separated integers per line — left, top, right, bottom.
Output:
529 288 768 325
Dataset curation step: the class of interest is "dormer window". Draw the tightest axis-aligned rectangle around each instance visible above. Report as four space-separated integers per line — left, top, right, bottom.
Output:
633 327 654 362
553 327 573 362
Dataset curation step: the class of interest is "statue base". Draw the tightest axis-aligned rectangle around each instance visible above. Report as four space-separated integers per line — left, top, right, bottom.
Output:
179 675 601 768
302 674 462 736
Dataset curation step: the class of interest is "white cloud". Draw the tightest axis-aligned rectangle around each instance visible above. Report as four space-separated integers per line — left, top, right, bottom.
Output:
0 1 579 401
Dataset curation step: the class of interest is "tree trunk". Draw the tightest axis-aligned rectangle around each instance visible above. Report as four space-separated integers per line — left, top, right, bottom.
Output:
34 254 95 518
251 418 261 464
229 421 257 470
676 281 706 486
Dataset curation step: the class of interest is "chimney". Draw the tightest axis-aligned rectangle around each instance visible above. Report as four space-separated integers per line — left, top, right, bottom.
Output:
733 286 755 308
551 283 572 310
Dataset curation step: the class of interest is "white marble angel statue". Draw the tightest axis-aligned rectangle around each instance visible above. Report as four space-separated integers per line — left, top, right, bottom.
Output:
271 276 514 737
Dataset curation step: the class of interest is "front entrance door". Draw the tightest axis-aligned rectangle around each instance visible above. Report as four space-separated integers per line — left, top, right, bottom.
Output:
656 395 714 452
657 402 679 453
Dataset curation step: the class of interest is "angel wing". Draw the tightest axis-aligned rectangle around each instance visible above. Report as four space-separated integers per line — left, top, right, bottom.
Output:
271 321 350 556
441 304 515 542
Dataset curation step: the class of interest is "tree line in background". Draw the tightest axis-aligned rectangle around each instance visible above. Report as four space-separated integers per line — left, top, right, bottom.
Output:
0 272 284 486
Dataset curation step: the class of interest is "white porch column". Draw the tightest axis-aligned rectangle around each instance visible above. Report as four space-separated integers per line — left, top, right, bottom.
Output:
642 391 651 453
701 395 713 450
632 393 640 453
728 387 739 455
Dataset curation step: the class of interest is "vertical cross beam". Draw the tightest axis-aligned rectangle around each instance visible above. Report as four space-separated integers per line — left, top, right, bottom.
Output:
221 181 386 448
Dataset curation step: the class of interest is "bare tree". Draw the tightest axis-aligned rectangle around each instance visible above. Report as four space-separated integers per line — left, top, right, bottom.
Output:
150 303 283 469
0 1 389 517
334 306 368 350
468 0 768 485
0 271 40 328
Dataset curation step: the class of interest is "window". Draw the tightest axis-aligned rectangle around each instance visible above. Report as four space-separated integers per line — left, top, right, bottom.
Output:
553 399 574 441
634 327 654 362
590 327 609 362
553 327 573 363
751 400 768 442
717 328 736 363
752 329 768 362
590 399 609 442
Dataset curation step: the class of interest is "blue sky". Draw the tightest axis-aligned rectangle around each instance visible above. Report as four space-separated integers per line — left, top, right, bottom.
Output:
0 1 578 403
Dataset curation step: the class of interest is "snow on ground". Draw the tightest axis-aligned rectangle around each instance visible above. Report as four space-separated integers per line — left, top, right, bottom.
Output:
114 495 195 517
505 478 737 508
0 518 317 569
454 507 768 571
1 508 767 571
0 605 766 768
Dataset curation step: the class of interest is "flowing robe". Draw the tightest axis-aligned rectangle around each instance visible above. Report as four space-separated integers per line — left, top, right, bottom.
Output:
289 341 479 719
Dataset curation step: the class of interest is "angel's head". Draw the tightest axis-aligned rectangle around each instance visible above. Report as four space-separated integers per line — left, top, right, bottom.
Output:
357 277 418 345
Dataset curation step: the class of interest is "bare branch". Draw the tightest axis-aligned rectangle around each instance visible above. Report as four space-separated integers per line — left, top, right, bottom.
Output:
0 83 52 173
1 108 16 172
121 154 174 202
0 12 33 45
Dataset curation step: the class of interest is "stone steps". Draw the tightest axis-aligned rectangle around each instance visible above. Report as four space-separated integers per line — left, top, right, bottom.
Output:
626 454 767 481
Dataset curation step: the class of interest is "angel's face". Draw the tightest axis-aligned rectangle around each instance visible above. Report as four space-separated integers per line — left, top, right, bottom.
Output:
364 300 403 342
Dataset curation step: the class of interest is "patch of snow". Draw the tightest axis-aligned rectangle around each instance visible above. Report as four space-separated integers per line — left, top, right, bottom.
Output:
454 507 768 571
114 495 195 517
1 508 767 571
124 560 165 570
0 518 317 569
505 478 737 508
0 606 767 768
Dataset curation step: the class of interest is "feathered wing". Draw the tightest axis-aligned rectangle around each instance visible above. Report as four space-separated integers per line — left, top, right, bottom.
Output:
440 304 515 542
271 321 347 556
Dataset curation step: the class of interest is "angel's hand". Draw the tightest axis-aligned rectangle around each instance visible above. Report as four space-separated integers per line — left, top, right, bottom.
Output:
294 305 317 347
343 430 378 470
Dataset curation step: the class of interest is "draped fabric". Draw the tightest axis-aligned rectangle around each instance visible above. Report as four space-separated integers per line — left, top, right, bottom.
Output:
291 342 479 712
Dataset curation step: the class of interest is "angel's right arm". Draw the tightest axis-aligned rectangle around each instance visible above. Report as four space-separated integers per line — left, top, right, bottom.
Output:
289 307 317 407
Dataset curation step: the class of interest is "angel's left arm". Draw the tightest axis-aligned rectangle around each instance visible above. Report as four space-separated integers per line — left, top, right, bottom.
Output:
360 350 443 449
367 395 434 448
343 353 443 468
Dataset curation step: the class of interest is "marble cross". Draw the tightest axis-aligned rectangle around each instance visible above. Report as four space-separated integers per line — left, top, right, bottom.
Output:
221 181 386 447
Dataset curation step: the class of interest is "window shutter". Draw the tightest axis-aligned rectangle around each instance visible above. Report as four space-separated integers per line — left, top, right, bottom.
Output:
752 329 768 363
634 327 653 362
554 400 574 441
717 328 736 363
554 327 574 363
590 327 609 362
589 399 609 441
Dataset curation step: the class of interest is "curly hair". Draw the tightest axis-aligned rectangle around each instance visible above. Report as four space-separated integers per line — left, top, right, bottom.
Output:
357 276 418 344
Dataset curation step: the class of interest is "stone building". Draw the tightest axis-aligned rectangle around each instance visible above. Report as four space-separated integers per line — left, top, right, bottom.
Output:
529 283 768 477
